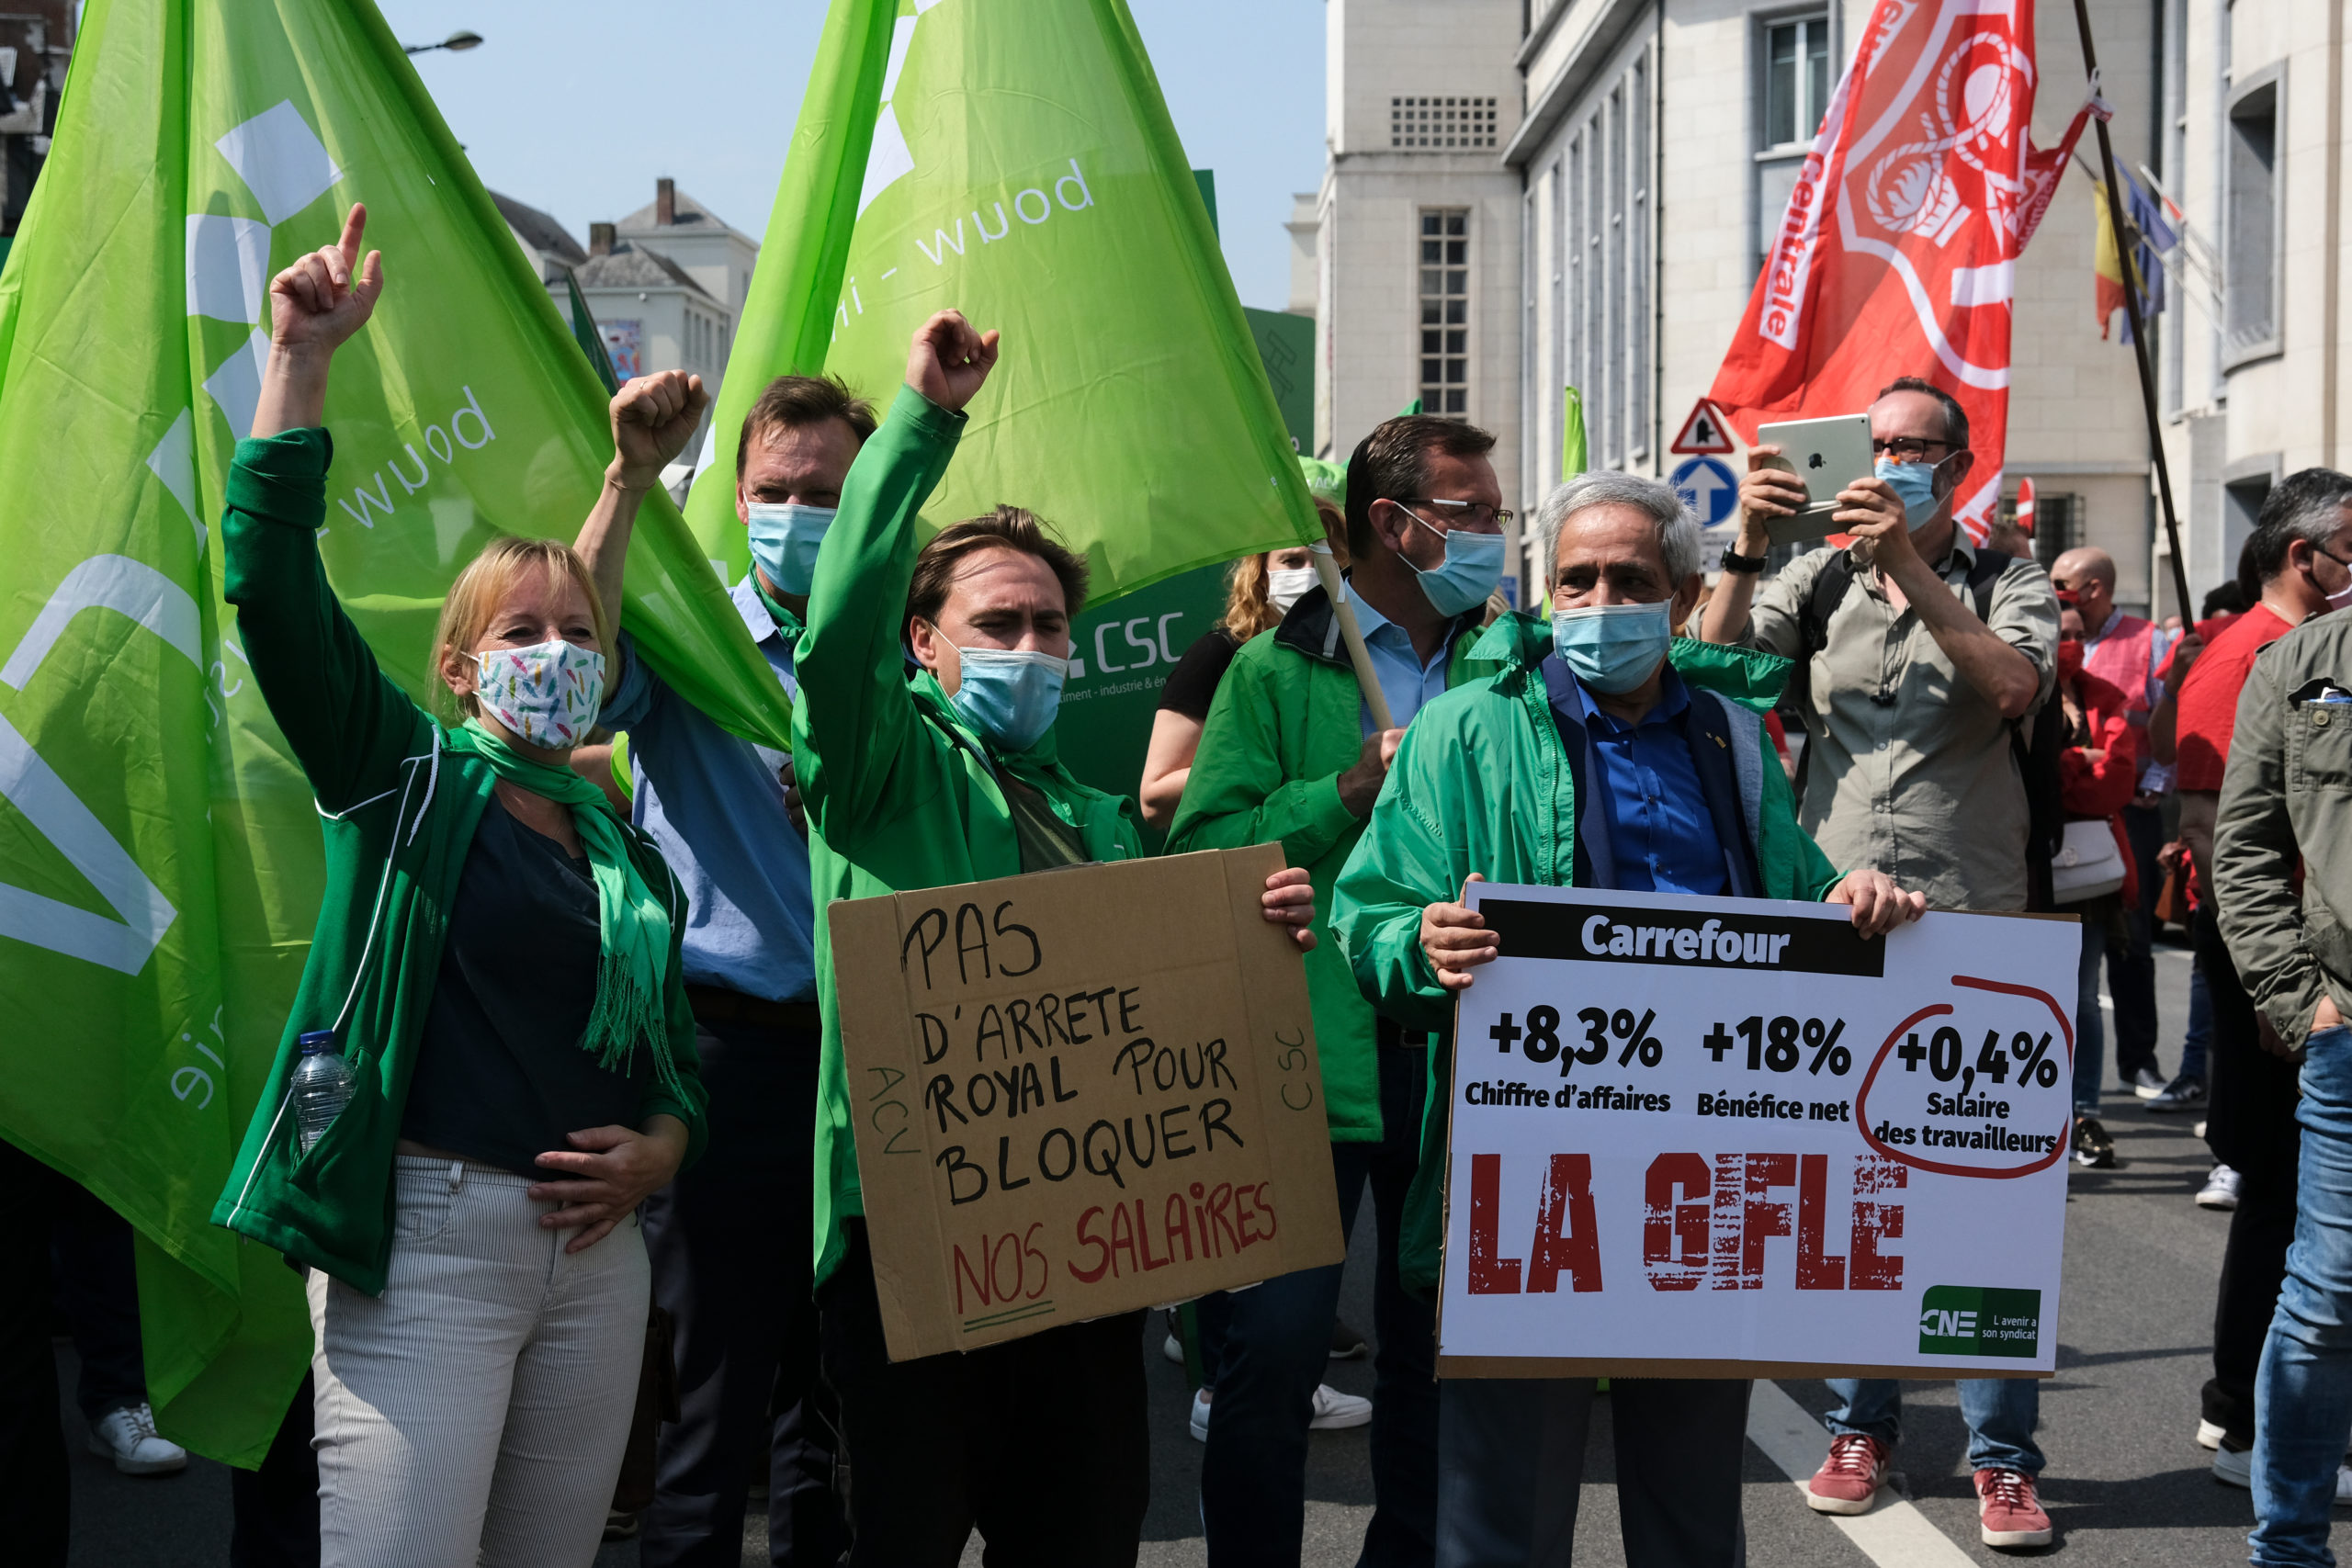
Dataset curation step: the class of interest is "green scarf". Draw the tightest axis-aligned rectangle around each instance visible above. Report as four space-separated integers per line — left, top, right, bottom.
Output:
445 719 681 1099
751 573 804 640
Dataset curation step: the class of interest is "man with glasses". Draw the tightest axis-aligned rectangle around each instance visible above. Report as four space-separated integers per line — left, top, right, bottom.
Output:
1168 413 1510 1566
1700 376 2062 1548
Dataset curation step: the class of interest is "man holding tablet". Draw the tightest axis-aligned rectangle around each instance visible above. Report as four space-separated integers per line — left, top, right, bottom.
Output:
1698 375 2062 1548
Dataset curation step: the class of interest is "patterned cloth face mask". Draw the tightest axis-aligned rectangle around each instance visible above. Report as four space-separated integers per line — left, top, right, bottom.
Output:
469 639 605 750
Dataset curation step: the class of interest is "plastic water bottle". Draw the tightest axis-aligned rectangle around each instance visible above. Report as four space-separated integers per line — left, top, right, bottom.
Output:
291 1032 355 1157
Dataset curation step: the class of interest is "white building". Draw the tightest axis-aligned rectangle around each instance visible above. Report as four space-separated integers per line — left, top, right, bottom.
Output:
2153 0 2352 617
615 177 760 322
1311 0 2163 610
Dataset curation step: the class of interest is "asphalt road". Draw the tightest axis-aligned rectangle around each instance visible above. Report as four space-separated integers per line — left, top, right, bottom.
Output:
54 940 2352 1566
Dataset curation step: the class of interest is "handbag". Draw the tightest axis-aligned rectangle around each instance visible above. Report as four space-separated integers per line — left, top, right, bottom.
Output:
2052 818 2127 905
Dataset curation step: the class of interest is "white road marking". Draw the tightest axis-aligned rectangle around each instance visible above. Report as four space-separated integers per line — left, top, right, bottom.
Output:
1747 1379 1980 1568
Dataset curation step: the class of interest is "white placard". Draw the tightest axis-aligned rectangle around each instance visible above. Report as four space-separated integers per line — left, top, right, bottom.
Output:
1438 884 2075 1380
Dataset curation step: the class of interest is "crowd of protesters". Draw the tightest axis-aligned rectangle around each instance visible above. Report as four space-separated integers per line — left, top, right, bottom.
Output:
10 204 2352 1568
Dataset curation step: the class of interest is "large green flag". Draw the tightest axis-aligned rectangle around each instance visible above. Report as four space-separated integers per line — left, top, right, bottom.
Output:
685 0 1317 600
0 0 790 1465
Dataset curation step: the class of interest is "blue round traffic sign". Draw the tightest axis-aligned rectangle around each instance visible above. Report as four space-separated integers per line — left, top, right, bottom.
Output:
1670 456 1740 527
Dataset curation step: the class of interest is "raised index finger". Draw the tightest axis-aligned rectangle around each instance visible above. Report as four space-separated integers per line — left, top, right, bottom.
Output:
337 203 368 274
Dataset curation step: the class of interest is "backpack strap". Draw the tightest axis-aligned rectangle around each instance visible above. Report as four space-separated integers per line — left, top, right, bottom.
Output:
1790 550 1857 801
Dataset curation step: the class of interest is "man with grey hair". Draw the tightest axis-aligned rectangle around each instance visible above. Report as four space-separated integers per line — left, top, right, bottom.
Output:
1332 470 1920 1567
1698 376 2061 1544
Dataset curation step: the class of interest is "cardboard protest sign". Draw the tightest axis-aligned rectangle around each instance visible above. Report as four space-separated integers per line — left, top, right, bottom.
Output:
827 844 1345 1360
1439 885 2075 1380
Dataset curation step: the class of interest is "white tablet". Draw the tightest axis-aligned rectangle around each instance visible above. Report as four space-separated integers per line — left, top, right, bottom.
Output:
1754 413 1875 545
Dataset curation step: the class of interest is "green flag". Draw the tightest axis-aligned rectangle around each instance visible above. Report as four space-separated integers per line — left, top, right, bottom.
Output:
1562 385 1588 478
686 0 1317 599
0 0 789 1464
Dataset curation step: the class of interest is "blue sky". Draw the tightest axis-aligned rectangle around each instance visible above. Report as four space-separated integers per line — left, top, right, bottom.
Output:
378 1 1327 311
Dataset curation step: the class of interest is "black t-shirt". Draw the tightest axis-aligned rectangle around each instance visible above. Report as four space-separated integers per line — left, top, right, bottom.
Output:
1157 626 1243 720
402 795 649 1177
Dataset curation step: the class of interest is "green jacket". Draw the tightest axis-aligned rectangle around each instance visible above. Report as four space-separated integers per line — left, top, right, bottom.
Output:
1329 617 1842 1294
209 430 707 1294
2213 612 2352 1048
796 386 1141 1289
1163 586 1490 1142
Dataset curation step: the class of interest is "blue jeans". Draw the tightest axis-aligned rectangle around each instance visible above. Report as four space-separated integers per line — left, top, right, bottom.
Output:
1825 1377 2044 1474
1197 1036 1437 1567
2250 1025 2352 1566
2074 908 2108 1115
2183 961 2214 1082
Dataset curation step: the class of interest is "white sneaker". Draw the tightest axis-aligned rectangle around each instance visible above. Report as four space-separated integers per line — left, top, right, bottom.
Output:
87 1403 187 1476
1163 1331 1185 1365
1189 1388 1212 1443
1309 1383 1373 1430
2198 1165 2243 1211
2212 1446 2352 1505
2198 1418 2228 1450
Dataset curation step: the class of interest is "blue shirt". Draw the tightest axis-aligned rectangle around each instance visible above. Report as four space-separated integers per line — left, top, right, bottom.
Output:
1555 664 1728 897
602 580 815 1003
1346 584 1452 735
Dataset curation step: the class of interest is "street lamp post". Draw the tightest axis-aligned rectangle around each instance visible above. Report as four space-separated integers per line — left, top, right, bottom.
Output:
403 29 482 55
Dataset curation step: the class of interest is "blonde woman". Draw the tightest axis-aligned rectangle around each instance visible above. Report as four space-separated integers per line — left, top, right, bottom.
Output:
1138 502 1347 829
209 206 706 1567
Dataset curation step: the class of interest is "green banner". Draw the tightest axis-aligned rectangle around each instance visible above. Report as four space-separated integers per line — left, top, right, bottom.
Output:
0 0 788 1464
685 0 1318 601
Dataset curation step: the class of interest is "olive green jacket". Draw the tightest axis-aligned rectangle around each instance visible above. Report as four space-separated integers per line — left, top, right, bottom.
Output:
2213 613 2352 1047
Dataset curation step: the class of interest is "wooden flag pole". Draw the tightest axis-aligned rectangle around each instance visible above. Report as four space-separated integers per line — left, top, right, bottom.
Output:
1309 541 1396 731
2073 0 2196 619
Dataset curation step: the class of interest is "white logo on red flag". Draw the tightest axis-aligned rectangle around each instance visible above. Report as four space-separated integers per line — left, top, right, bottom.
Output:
1709 1 2087 540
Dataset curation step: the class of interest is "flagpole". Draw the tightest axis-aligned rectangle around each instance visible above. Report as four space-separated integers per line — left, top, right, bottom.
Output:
2072 0 2195 619
1310 543 1397 731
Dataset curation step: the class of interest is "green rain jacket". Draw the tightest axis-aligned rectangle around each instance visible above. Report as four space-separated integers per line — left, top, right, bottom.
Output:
1164 586 1491 1142
209 430 707 1294
1329 616 1843 1294
796 387 1141 1290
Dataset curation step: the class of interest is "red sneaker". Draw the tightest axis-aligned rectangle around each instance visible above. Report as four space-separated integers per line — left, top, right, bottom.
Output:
1974 1467 2052 1548
1806 1433 1892 1515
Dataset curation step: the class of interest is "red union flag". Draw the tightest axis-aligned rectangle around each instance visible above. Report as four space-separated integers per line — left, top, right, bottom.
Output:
1708 0 2091 538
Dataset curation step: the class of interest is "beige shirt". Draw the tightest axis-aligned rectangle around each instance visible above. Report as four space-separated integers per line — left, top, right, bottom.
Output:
1740 539 2059 913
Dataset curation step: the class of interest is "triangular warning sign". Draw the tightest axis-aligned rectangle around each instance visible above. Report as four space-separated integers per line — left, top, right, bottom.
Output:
1670 399 1736 456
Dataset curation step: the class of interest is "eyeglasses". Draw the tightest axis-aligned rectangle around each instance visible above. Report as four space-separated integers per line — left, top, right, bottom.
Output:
1398 497 1513 533
1869 436 1954 461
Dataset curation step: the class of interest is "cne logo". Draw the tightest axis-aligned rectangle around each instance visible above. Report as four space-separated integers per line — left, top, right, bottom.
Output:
1920 1305 1978 1337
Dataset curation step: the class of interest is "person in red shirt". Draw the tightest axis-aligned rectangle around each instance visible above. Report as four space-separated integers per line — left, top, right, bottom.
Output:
2053 599 2140 1168
2151 480 2352 1484
2052 547 2171 1102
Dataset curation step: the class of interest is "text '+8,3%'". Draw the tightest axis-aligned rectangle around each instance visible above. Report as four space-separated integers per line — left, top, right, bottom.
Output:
1487 1007 1665 1073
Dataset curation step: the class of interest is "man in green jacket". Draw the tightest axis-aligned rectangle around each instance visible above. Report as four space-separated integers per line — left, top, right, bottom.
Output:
2209 470 2352 1567
1167 413 1506 1565
1331 470 1920 1567
794 309 1317 1567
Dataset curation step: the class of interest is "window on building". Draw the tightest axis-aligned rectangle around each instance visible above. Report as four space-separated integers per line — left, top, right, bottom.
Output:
1629 51 1651 461
1762 14 1832 150
2224 76 2279 362
1996 491 2081 569
1755 11 1830 279
1419 209 1470 416
1392 97 1498 151
1550 47 1655 469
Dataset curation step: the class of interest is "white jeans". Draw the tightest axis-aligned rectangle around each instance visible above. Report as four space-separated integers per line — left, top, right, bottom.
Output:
308 1156 649 1568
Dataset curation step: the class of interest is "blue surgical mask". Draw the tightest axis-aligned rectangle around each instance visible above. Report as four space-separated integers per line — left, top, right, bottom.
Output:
949 646 1068 751
746 502 836 598
1405 513 1507 617
1873 456 1949 533
1551 601 1673 694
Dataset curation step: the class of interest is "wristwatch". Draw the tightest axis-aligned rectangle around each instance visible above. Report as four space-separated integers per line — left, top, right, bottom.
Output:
1718 548 1767 574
